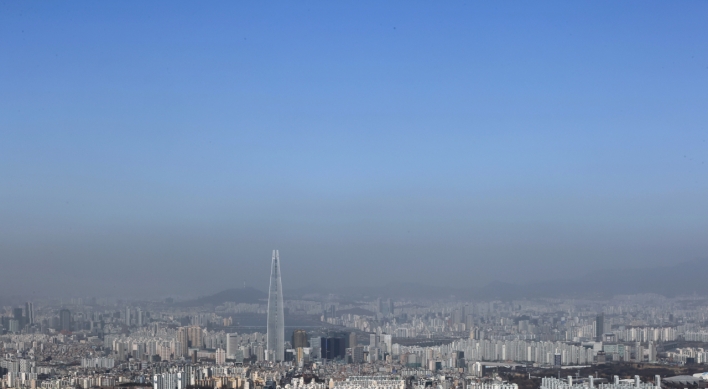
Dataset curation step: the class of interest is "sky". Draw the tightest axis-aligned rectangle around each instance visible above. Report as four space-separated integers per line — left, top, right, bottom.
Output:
1 1 707 298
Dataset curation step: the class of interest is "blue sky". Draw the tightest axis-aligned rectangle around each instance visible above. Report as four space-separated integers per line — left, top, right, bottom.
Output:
1 2 707 297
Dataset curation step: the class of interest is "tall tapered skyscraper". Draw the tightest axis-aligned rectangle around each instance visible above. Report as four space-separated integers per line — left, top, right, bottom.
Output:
266 250 285 362
25 302 34 325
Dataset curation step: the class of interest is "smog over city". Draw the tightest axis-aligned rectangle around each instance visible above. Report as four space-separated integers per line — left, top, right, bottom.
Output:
1 3 708 389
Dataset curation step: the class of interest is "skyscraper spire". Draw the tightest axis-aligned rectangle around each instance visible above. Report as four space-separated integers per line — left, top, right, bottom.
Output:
266 249 285 362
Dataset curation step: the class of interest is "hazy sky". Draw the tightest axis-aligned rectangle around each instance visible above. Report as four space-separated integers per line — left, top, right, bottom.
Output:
1 2 707 298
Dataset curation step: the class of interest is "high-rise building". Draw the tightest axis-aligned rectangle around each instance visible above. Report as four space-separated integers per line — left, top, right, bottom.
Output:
292 329 308 349
596 313 604 341
377 298 395 317
153 373 178 389
353 346 365 364
177 327 189 357
125 307 131 326
188 326 203 349
381 333 392 353
59 309 71 332
453 351 465 368
648 341 656 362
348 332 357 349
226 333 239 358
13 308 24 330
309 336 322 359
321 336 346 360
266 249 285 362
215 348 226 365
25 302 34 326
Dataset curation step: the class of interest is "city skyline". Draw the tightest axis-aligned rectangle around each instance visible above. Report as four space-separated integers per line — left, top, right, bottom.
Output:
2 2 708 389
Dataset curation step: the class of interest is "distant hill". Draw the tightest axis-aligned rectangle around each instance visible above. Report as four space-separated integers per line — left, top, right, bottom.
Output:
473 259 708 299
289 259 708 301
178 287 267 306
179 260 708 305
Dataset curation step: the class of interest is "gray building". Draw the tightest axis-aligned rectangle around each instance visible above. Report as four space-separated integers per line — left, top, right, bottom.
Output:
596 313 604 341
266 250 285 362
59 309 72 332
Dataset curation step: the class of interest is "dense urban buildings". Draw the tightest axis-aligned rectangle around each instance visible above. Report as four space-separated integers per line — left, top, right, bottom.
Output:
4 272 708 389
